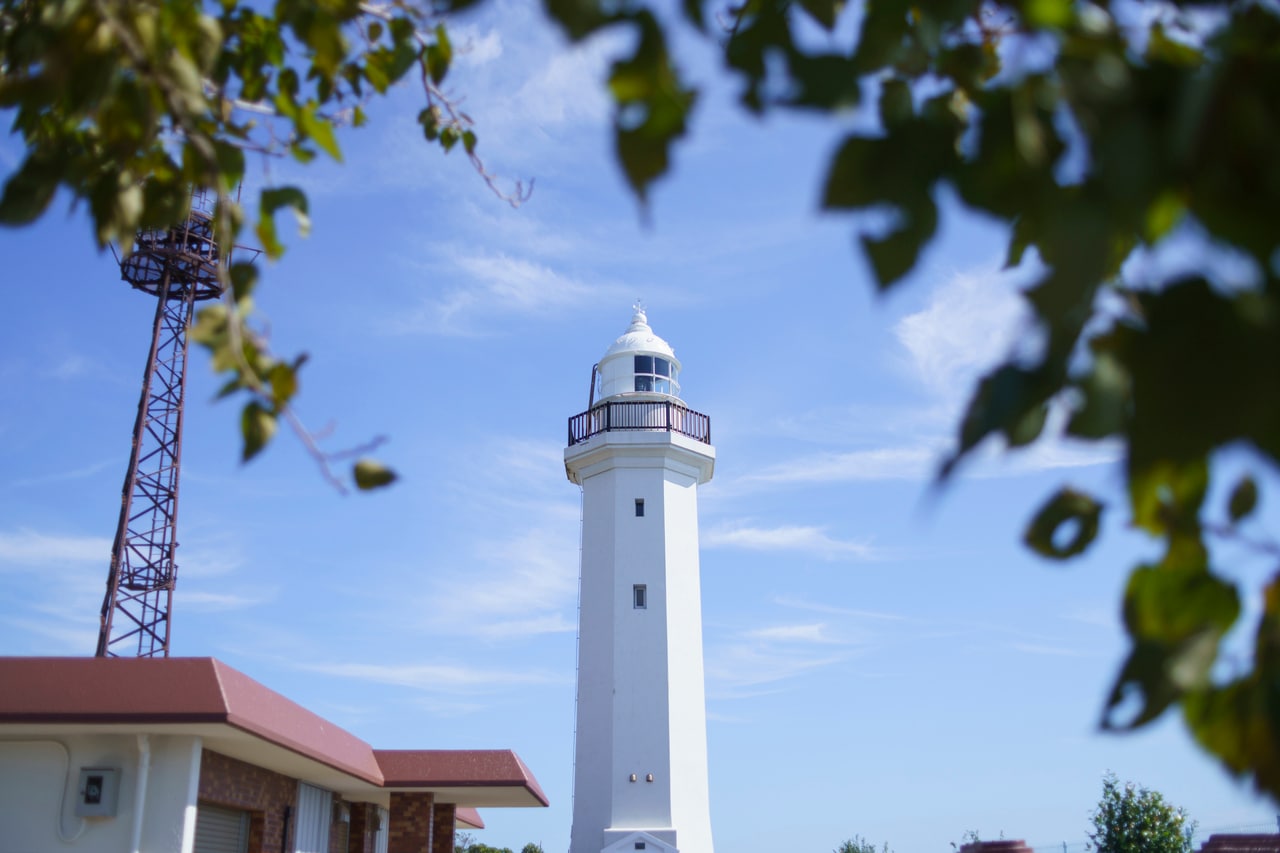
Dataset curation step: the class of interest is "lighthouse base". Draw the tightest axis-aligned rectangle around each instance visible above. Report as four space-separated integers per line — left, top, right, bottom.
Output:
602 830 679 853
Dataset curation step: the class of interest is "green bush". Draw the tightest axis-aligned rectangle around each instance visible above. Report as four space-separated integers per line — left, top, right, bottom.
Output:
1088 772 1196 853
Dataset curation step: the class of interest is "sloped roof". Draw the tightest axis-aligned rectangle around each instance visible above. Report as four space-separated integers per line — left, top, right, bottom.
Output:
0 657 548 808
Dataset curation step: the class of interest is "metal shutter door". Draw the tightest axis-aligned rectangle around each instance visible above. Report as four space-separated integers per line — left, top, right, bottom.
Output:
294 783 332 853
193 804 249 853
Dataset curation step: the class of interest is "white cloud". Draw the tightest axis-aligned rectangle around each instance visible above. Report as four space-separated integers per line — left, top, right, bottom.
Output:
451 25 505 68
893 263 1033 399
180 590 272 611
510 39 612 129
298 660 560 691
0 615 98 654
745 623 837 644
773 597 909 622
0 529 111 565
739 444 939 486
10 460 116 488
706 642 849 696
424 525 579 639
392 251 620 336
1013 642 1090 657
703 523 877 560
48 354 93 380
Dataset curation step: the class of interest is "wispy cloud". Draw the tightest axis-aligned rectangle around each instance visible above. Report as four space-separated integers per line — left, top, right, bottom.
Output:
708 614 868 700
894 262 1035 400
1013 642 1091 657
0 615 98 655
706 641 850 698
424 526 579 639
703 523 878 560
180 590 273 611
391 251 625 336
745 623 840 644
47 353 103 380
298 660 562 692
9 460 116 488
0 529 111 565
773 597 909 622
738 445 939 487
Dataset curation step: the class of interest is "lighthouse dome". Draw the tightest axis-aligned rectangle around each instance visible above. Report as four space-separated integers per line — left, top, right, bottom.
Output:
596 304 682 402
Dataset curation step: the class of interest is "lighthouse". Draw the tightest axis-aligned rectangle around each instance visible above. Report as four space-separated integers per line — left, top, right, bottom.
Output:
565 305 716 853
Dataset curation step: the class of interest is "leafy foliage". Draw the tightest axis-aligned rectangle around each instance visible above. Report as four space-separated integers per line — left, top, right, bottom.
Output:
5 0 1280 804
542 0 1280 804
0 0 525 489
836 836 893 853
1087 772 1195 853
451 833 542 853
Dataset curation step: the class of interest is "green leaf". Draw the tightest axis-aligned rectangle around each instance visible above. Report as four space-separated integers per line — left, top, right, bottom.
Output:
299 104 342 161
426 25 452 85
796 0 844 31
1147 23 1203 67
267 362 298 407
353 458 398 490
0 155 61 226
1023 0 1074 28
1067 346 1129 439
608 12 697 202
261 185 311 234
1227 476 1258 522
1024 487 1103 560
240 400 277 462
1129 458 1207 536
229 262 259 302
1104 556 1239 730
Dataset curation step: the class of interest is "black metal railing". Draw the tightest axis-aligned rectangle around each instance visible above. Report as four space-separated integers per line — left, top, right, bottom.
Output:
568 400 711 446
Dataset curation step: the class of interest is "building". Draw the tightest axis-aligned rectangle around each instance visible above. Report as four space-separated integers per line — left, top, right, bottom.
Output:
565 307 716 853
0 656 548 853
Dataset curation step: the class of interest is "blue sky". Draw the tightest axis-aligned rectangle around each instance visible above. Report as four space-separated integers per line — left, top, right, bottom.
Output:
1 2 1278 851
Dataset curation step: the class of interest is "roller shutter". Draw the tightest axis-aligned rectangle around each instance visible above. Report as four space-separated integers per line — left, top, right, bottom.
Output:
193 803 249 853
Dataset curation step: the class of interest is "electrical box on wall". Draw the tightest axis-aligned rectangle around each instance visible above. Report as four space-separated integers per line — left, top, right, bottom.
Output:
75 767 120 817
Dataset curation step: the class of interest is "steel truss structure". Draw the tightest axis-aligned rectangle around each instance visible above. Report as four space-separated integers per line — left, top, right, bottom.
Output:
96 199 225 658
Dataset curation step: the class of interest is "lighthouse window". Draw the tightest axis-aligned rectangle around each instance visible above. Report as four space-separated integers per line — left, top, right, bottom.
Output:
633 356 679 396
635 499 645 517
633 585 647 609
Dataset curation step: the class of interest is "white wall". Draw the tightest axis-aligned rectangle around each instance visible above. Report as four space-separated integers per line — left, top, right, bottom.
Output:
566 430 716 853
0 733 202 853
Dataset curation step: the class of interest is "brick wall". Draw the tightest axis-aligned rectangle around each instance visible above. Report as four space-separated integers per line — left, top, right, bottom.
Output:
346 802 379 853
388 792 435 853
431 803 456 853
198 749 297 853
329 803 350 853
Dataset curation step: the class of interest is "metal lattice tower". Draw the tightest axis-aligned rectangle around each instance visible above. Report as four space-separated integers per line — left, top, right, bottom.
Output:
96 192 228 658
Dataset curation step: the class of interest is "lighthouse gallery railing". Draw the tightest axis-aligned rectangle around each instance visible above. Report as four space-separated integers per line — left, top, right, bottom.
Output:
568 400 711 446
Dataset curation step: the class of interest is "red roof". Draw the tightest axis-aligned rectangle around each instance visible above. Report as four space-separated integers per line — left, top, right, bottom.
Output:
0 657 548 807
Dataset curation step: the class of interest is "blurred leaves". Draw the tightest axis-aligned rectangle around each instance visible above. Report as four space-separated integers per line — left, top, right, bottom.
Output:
5 0 1280 799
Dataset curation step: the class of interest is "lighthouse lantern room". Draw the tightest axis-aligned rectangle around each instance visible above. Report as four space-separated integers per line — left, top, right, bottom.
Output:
565 305 716 853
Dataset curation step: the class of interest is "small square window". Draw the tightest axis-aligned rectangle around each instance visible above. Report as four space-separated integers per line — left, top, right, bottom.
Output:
633 585 647 609
635 844 647 850
635 499 645 517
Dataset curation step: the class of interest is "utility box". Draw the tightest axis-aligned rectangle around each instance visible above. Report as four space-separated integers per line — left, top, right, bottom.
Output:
75 767 120 817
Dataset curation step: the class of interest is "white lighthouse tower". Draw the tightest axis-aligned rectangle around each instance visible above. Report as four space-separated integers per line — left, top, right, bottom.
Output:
565 305 716 853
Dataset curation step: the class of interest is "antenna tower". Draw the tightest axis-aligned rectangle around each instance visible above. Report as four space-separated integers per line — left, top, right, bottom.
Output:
95 190 251 657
